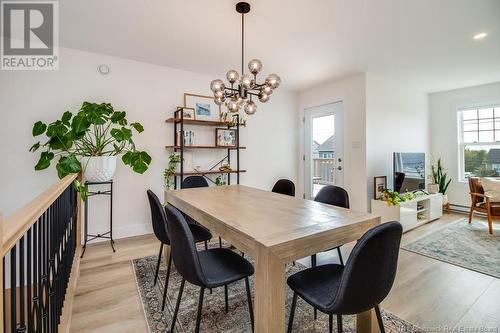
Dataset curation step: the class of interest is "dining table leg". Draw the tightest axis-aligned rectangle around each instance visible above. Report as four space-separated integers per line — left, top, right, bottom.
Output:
357 308 379 333
254 246 285 332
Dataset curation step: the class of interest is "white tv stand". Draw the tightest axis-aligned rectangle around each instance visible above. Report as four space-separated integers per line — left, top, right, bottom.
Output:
371 193 443 232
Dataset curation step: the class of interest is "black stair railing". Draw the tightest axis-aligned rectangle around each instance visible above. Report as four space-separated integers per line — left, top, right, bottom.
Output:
1 174 80 333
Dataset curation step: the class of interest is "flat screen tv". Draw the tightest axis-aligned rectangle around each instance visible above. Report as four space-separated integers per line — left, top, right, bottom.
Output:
393 152 425 192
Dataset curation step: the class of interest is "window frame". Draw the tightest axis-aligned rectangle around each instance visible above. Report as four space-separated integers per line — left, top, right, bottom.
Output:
457 104 500 182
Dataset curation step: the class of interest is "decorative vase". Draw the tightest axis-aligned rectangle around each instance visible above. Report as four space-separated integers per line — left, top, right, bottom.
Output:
83 156 117 182
428 184 439 194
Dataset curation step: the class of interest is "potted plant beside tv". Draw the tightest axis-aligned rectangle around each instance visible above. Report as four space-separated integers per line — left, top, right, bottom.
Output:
431 158 452 205
30 102 152 198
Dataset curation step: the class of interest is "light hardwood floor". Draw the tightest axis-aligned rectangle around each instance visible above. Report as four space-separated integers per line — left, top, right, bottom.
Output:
70 213 500 332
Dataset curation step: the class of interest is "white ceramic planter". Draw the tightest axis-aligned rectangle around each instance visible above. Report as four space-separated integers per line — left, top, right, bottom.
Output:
442 194 449 205
83 156 117 182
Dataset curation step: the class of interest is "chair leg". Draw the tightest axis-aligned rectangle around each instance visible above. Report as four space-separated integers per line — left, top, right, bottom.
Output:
153 243 163 286
245 277 254 332
224 285 229 313
219 236 223 248
194 287 205 333
329 314 333 333
204 240 208 250
311 254 317 267
314 307 317 320
161 251 173 311
468 207 474 224
287 292 297 333
375 304 386 333
337 314 343 333
487 214 493 235
337 247 344 266
169 278 185 333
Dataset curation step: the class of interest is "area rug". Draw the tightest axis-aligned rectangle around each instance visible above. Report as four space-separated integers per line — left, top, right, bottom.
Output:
402 219 500 278
132 241 422 333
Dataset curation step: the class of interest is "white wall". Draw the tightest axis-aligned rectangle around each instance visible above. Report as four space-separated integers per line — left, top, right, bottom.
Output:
0 47 298 238
429 82 500 206
366 73 430 208
297 73 368 211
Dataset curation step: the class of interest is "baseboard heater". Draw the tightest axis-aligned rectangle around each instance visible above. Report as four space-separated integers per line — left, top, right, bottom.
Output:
447 203 487 217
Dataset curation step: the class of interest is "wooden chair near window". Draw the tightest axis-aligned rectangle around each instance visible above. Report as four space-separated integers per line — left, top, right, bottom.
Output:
468 177 495 234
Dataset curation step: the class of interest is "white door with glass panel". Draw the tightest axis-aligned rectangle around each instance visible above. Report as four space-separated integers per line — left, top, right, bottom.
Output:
304 102 344 199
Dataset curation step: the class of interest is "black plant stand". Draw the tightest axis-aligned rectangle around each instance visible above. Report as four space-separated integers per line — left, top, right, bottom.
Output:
80 180 115 258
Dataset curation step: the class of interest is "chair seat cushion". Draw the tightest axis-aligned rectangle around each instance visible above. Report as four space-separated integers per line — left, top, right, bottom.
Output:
188 224 212 243
287 264 344 313
477 202 500 215
199 248 254 288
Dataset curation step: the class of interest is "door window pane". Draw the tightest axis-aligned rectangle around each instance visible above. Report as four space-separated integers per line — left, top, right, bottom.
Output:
479 108 494 119
464 131 478 143
479 131 494 142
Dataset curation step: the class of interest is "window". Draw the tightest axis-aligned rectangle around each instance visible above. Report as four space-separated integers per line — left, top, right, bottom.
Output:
458 105 500 180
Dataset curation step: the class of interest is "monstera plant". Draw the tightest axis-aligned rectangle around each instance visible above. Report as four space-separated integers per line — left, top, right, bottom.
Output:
30 102 151 198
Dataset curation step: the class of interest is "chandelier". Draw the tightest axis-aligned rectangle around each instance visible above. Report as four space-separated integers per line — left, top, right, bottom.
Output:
210 2 281 116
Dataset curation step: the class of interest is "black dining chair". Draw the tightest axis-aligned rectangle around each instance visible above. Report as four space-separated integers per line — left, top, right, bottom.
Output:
146 190 212 311
165 204 255 333
272 179 296 197
311 185 349 267
182 175 209 189
287 221 403 333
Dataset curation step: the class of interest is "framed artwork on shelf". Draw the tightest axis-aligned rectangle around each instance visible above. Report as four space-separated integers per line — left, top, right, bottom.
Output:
373 176 387 199
184 93 221 121
175 107 195 120
215 128 237 147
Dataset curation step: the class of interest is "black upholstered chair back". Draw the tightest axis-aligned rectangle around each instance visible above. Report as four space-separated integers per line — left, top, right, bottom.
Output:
329 221 402 314
314 185 350 209
164 204 206 286
272 179 296 197
146 190 170 245
182 176 209 189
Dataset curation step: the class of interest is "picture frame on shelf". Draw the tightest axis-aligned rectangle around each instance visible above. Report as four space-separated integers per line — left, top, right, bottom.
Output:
184 93 221 121
374 176 387 199
215 128 237 147
175 107 195 120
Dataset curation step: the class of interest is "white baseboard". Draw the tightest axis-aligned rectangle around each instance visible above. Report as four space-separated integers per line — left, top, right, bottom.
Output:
80 222 153 243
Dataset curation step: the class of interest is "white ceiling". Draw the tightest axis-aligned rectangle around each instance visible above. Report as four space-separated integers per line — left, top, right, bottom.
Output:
59 0 500 92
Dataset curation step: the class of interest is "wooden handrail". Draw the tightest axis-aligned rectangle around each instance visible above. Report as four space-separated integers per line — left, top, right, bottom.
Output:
2 174 78 256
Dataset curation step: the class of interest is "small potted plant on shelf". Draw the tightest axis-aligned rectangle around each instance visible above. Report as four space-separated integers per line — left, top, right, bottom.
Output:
431 158 452 205
164 153 182 189
30 102 151 198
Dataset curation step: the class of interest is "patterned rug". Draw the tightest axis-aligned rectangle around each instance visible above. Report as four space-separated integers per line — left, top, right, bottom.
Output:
402 219 500 278
132 241 422 333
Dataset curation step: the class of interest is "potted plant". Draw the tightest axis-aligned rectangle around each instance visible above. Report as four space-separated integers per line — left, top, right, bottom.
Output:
30 102 151 198
164 153 182 189
431 158 452 204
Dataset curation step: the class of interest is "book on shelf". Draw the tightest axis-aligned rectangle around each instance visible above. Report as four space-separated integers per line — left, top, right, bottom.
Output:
175 130 195 146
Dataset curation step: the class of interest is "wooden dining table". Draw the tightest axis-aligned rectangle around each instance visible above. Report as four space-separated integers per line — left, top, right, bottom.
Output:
165 185 381 333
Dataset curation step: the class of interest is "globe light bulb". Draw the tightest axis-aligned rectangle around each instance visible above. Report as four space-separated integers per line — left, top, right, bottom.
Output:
248 59 263 75
210 79 225 92
244 100 257 115
226 70 239 84
214 90 224 98
214 96 225 105
265 73 281 89
240 74 254 89
258 92 270 103
226 98 240 113
262 85 273 95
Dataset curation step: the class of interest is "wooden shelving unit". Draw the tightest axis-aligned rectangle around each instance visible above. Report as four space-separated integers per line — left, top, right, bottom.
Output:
166 107 244 189
173 170 247 176
165 145 246 150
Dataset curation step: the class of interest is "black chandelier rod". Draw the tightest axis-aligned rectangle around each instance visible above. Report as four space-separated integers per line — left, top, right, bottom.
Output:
241 10 245 75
